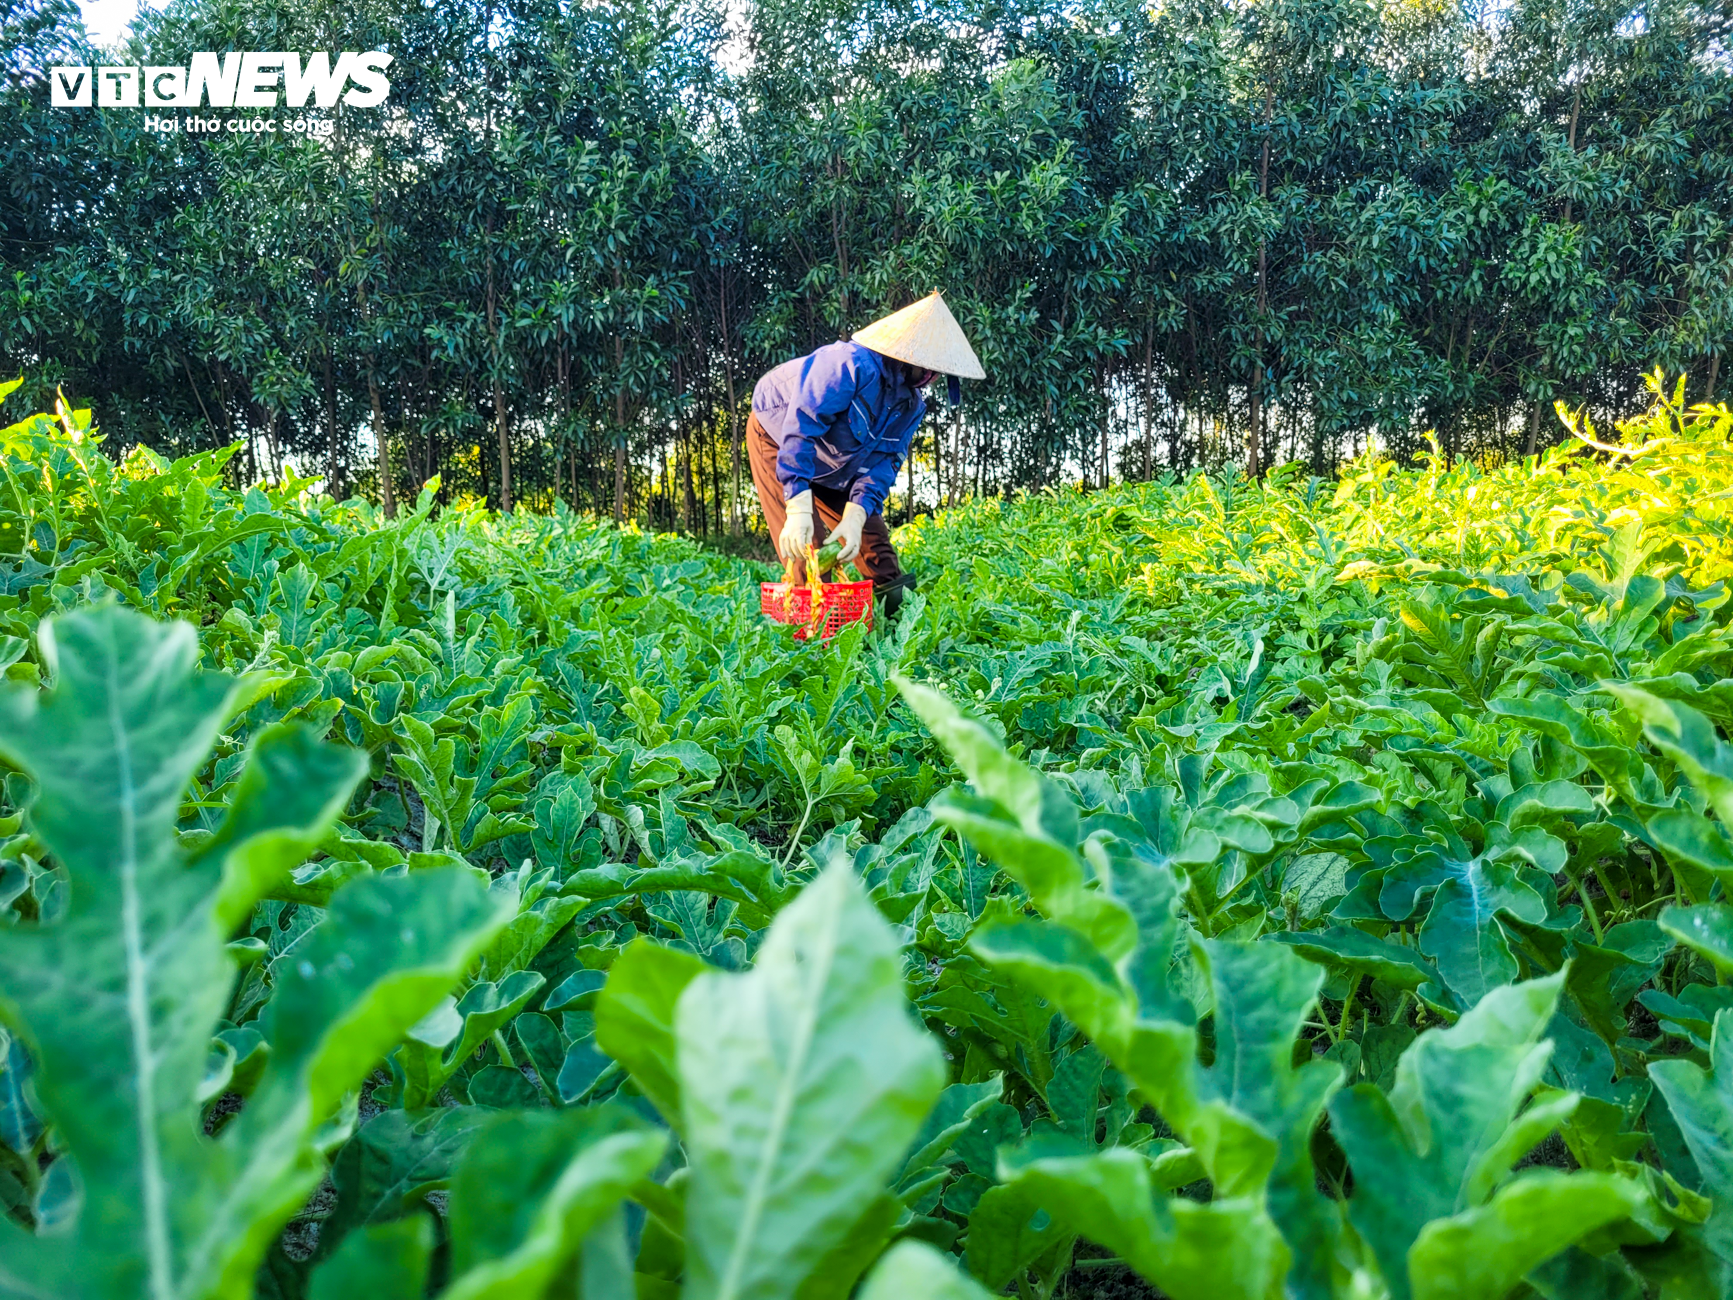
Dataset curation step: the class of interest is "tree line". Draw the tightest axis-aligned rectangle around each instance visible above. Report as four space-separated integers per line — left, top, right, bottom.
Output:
2 0 1730 529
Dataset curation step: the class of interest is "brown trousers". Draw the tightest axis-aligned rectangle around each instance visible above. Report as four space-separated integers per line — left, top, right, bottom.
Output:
747 413 909 608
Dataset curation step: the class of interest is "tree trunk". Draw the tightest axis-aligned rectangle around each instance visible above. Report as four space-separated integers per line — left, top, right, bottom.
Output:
905 441 915 523
727 391 743 535
553 347 568 509
368 357 396 518
1561 85 1582 226
1249 80 1275 480
721 280 744 537
613 334 627 526
323 347 339 498
1141 323 1154 481
492 375 511 513
1709 352 1721 402
830 153 850 334
612 256 628 525
704 406 718 536
478 416 491 502
681 423 697 533
484 248 511 513
1524 402 1542 457
182 355 218 444
950 405 962 506
1100 405 1109 489
213 360 235 453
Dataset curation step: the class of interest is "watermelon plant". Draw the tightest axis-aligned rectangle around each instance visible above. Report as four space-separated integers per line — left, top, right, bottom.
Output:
0 606 517 1297
0 374 1730 1297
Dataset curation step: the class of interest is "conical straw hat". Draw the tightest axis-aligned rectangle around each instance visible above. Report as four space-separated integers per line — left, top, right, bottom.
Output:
852 292 985 380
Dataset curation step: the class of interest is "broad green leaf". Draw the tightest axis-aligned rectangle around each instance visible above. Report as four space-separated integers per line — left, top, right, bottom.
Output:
1405 853 1545 1007
594 938 709 1131
197 724 371 930
0 607 512 1300
207 868 515 1295
465 1064 541 1108
1268 927 1441 991
962 1180 1073 1292
998 1143 1288 1300
443 1106 667 1300
319 1107 494 1261
972 924 1333 1293
1083 825 1195 1023
395 970 545 1109
1527 1245 1647 1300
1660 905 1733 977
1328 974 1581 1300
1607 687 1733 823
1408 1170 1646 1300
1650 1009 1733 1260
677 862 945 1300
1648 810 1733 886
968 918 1135 1053
1186 941 1340 1299
793 1193 901 1300
576 1207 636 1299
306 1217 432 1300
857 1240 996 1300
896 677 1136 961
1047 1044 1107 1145
898 1077 1006 1185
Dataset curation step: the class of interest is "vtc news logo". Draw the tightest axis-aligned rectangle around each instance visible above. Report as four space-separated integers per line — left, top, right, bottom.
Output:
50 53 393 109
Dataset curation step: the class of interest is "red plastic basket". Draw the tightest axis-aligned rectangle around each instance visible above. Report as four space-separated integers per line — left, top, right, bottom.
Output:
760 579 874 641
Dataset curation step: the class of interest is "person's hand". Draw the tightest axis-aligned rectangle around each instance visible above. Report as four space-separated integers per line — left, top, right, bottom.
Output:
833 502 868 562
778 489 814 564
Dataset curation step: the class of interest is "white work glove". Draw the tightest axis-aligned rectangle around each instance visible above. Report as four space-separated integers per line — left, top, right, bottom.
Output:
833 502 869 563
778 489 814 564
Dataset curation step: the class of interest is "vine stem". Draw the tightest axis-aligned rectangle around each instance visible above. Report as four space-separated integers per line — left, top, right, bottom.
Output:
779 795 815 872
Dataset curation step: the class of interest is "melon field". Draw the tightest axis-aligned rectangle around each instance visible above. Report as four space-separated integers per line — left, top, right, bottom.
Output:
3 372 1733 1300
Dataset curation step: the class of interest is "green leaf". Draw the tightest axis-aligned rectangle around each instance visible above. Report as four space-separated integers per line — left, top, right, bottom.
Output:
1083 825 1195 1023
594 938 709 1132
307 1216 432 1300
465 1065 542 1108
677 861 946 1300
1328 974 1587 1300
896 677 1135 961
1607 687 1733 823
962 1180 1073 1292
998 1144 1288 1300
857 1240 996 1300
1660 905 1733 977
0 607 513 1300
212 869 515 1282
1268 927 1440 991
1649 1009 1733 1259
576 1207 636 1298
320 1107 494 1261
442 1106 667 1300
968 917 1135 1053
898 1077 1006 1186
1647 809 1733 886
1186 941 1339 1298
1408 1170 1646 1300
1527 1245 1647 1300
196 724 370 931
395 970 545 1109
1406 853 1545 1007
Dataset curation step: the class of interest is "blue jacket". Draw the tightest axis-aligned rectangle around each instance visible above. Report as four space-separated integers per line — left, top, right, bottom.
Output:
751 341 925 516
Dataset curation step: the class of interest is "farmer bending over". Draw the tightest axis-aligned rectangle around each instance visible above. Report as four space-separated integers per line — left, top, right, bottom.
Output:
747 291 984 615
